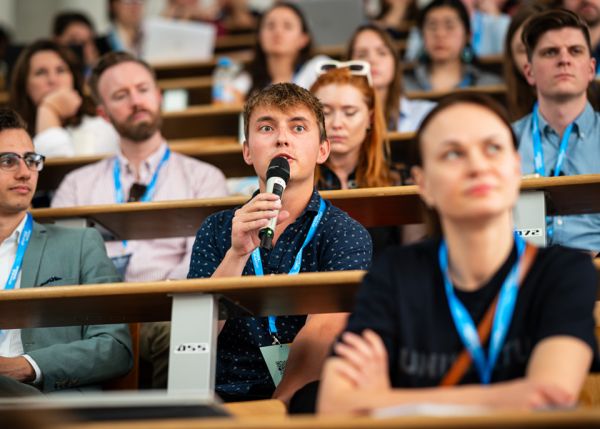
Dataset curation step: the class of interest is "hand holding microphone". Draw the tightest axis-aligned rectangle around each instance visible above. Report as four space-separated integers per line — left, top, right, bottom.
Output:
259 157 290 249
229 157 290 256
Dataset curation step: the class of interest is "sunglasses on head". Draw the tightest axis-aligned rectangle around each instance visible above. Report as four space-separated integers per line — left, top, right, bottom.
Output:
316 60 373 86
0 152 45 172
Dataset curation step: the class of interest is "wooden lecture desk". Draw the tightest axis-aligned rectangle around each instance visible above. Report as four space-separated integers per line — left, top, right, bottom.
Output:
38 137 254 192
31 175 600 246
158 84 505 140
1 262 599 396
0 271 364 394
56 408 600 429
37 132 414 192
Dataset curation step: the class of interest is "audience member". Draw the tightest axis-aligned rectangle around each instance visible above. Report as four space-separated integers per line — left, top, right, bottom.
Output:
51 52 228 388
0 107 132 395
52 11 100 73
404 0 510 60
373 0 418 36
232 2 327 99
187 83 372 403
162 0 257 35
318 93 598 415
503 3 547 121
403 0 503 92
162 0 221 21
347 24 435 131
103 0 145 57
312 64 394 190
9 40 119 158
311 64 406 258
513 9 600 254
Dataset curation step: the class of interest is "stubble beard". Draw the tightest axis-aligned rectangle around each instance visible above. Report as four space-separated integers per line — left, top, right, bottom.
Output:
110 108 163 142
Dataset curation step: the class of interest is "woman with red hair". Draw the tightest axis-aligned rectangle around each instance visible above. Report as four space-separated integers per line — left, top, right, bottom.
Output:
310 63 405 256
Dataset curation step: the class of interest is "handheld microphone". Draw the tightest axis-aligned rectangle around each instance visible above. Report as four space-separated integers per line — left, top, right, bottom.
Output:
259 156 290 250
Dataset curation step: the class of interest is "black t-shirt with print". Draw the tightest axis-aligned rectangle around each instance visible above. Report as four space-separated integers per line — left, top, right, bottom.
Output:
344 239 600 387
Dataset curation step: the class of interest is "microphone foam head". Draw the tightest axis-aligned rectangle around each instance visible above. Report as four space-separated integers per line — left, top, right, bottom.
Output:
266 156 290 183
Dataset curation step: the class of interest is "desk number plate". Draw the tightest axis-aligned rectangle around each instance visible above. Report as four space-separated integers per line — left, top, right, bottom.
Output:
516 228 543 238
174 343 210 354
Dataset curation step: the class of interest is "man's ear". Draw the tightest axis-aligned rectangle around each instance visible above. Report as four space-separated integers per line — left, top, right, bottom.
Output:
523 61 536 86
588 57 596 83
242 140 253 166
317 138 331 165
412 165 434 208
97 104 110 123
156 87 163 107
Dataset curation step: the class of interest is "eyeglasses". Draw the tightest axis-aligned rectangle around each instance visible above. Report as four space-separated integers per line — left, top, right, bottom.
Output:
316 60 373 86
0 152 45 172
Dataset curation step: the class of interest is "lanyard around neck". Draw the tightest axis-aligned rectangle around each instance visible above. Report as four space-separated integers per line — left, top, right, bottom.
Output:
438 232 526 384
532 103 574 177
471 11 483 55
5 213 33 291
252 197 326 339
113 147 171 204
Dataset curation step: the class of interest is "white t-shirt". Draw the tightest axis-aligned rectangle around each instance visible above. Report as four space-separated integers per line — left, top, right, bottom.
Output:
34 115 120 158
397 97 436 132
232 55 330 96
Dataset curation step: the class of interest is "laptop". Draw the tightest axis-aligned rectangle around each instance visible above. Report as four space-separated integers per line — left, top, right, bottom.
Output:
0 391 229 422
142 17 216 64
290 0 366 48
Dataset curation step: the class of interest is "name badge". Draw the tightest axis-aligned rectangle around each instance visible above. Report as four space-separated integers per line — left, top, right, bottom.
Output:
259 343 290 387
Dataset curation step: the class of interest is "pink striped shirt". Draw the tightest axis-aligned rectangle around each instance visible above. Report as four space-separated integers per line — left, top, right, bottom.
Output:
51 142 228 282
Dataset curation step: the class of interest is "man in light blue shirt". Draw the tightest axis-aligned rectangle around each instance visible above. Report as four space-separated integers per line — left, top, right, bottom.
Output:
513 9 600 253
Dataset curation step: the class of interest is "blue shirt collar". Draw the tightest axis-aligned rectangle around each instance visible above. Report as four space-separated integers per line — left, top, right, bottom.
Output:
535 101 594 139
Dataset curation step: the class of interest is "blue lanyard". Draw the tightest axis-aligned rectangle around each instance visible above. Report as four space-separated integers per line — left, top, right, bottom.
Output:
5 213 33 291
113 147 171 204
458 73 473 88
471 12 483 55
438 232 526 384
114 147 170 248
532 103 573 177
252 197 326 339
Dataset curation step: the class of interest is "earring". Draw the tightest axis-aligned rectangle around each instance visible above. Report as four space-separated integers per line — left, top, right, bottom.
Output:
461 45 474 64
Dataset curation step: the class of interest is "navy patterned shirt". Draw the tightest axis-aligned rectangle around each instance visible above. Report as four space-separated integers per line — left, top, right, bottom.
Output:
188 188 372 400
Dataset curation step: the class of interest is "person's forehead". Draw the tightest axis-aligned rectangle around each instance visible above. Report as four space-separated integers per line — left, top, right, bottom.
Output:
422 103 510 146
99 61 154 92
316 84 366 106
0 129 34 152
250 104 318 123
265 6 299 23
426 6 461 21
30 50 65 66
535 27 588 48
355 30 384 47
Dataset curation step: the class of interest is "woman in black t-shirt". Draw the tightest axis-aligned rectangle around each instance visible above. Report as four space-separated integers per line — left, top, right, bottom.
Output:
317 93 598 414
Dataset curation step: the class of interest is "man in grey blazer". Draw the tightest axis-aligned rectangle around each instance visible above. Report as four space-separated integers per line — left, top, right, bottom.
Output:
0 108 132 395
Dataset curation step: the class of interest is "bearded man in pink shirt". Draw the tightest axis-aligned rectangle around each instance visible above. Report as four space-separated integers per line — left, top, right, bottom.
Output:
52 52 228 388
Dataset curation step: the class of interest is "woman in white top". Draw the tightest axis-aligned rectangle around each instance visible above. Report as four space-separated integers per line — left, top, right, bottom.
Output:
9 40 119 158
347 24 435 132
232 2 328 99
